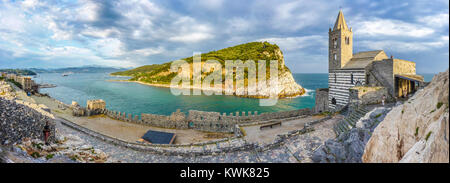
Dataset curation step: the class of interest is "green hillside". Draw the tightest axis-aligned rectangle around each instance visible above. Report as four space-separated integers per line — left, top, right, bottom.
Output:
111 42 290 84
0 69 37 76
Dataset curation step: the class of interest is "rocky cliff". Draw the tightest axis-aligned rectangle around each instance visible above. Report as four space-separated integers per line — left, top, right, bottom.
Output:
112 42 305 98
362 69 449 163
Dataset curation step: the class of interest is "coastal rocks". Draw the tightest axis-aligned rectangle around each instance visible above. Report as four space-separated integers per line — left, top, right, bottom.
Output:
312 106 391 163
276 69 305 98
362 69 449 163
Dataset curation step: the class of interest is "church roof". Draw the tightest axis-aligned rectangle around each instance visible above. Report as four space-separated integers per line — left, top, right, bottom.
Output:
333 10 349 31
395 74 424 82
352 50 385 59
342 50 388 69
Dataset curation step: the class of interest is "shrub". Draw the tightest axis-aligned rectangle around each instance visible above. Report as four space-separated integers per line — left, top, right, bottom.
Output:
31 152 41 158
437 102 443 109
415 127 419 137
374 113 382 118
46 154 54 160
425 131 432 141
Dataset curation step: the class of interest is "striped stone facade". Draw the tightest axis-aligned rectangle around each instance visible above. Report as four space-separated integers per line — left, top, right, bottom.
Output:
328 69 365 110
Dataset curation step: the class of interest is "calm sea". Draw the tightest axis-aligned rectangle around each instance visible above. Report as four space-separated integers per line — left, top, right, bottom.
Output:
37 72 435 116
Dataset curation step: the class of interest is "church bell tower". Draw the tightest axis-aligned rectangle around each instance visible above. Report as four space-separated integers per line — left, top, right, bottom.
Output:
329 10 353 71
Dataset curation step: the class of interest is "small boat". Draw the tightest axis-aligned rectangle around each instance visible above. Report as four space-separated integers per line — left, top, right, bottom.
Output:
62 72 74 77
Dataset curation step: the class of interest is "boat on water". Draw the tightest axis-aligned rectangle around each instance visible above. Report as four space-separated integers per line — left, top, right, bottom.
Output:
62 72 73 77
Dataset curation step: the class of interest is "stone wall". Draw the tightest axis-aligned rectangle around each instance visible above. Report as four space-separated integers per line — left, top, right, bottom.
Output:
314 88 329 113
87 99 106 110
393 59 416 75
101 107 312 133
366 60 395 98
349 86 392 105
0 97 56 145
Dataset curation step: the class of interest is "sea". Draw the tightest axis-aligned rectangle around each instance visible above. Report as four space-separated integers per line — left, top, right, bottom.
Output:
37 73 436 116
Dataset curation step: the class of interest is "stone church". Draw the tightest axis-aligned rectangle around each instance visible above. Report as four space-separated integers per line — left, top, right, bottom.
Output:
315 10 424 112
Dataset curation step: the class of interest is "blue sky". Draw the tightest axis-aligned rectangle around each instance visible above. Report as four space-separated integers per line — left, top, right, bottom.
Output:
0 0 448 73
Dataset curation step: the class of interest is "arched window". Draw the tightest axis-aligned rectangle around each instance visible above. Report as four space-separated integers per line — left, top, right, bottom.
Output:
333 53 337 61
333 39 338 48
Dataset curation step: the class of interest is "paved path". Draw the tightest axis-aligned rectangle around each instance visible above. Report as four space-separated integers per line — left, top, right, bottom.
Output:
55 115 341 163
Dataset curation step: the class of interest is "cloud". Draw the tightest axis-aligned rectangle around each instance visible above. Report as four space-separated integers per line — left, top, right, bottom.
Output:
359 39 448 52
270 0 341 32
81 27 120 39
417 13 449 28
168 16 214 43
47 19 74 40
0 0 448 73
131 47 165 56
258 35 327 51
353 18 435 38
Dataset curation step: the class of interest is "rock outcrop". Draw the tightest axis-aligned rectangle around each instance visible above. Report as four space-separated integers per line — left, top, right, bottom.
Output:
362 69 449 163
0 97 56 145
112 42 305 98
312 107 391 163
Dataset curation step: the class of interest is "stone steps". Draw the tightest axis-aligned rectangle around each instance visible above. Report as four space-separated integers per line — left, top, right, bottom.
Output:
334 106 369 137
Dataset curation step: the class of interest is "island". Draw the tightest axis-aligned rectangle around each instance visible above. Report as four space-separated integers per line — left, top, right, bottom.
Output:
112 42 305 98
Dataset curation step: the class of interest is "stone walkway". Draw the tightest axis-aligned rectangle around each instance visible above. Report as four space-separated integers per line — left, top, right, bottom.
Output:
55 114 341 163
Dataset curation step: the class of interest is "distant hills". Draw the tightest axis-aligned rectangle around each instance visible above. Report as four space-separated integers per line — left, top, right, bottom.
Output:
0 69 37 75
28 66 129 74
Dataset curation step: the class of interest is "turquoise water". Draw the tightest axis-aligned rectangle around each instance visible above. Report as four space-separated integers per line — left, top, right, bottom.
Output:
37 72 435 116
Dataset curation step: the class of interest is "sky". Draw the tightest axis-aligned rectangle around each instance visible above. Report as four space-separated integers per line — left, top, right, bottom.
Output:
0 0 448 73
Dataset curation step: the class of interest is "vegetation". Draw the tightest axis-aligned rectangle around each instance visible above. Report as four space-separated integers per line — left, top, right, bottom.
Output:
0 69 36 75
111 42 289 85
436 102 443 109
415 127 419 137
374 113 382 118
46 154 54 160
425 131 432 141
31 152 41 158
7 79 22 89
